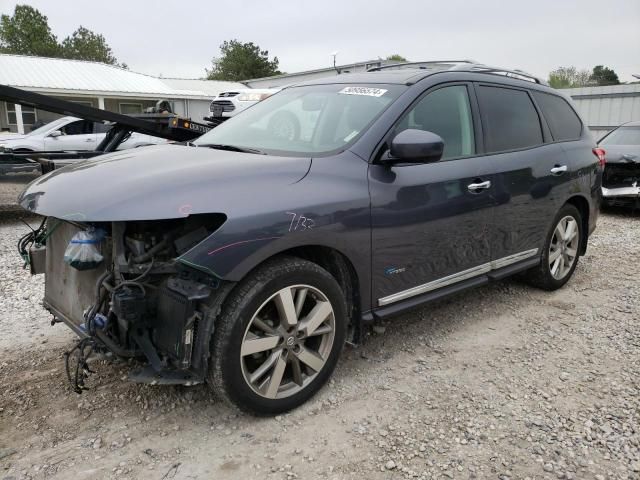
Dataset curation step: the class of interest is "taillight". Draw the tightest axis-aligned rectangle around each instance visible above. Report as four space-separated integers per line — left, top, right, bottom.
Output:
593 147 606 167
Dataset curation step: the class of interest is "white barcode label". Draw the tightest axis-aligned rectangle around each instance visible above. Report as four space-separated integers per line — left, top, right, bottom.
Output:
338 87 388 97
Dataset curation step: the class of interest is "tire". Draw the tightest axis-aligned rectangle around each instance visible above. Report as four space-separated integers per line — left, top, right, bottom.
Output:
524 204 583 291
208 256 348 415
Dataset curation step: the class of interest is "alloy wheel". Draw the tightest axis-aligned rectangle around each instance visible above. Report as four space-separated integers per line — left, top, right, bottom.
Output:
240 285 335 399
548 215 579 280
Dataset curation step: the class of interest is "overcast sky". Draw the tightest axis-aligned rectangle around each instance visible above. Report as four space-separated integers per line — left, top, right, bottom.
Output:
2 0 639 82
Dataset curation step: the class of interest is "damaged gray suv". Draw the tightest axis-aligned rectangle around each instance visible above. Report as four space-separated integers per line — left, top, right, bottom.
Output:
18 61 602 414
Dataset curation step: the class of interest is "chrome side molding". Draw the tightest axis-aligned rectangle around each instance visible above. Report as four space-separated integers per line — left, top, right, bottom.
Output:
378 248 538 306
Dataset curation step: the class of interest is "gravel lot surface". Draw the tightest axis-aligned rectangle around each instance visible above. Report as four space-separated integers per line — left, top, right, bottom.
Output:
0 210 638 480
0 173 38 212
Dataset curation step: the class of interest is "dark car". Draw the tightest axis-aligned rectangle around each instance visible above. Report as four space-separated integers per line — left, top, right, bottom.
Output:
598 121 640 208
18 61 602 415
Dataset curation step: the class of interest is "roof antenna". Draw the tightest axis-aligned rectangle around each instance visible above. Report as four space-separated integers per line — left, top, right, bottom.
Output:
330 51 339 74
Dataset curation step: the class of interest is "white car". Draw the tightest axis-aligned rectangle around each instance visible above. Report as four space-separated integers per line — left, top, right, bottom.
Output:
206 88 279 123
0 116 165 152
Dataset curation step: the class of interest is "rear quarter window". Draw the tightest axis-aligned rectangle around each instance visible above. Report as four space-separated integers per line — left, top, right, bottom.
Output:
533 91 582 141
477 85 543 153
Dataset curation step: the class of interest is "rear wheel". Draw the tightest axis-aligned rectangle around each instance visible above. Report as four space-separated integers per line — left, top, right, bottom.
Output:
524 204 582 290
208 257 347 415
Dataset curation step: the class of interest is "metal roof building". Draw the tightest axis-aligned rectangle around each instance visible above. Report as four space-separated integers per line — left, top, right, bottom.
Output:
564 84 640 140
0 54 244 133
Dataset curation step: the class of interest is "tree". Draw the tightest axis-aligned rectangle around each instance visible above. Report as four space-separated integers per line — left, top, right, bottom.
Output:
206 40 280 81
386 54 407 62
590 65 620 86
0 5 60 57
548 66 591 89
61 26 118 65
0 5 122 65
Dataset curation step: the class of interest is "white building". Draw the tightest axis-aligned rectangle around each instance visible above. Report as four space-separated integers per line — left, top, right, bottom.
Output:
0 54 244 134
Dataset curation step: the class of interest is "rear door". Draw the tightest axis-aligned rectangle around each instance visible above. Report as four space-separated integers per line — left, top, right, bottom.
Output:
475 84 568 263
369 83 496 307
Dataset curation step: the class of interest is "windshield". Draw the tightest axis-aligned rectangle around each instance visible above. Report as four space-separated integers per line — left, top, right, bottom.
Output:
600 126 640 146
195 84 405 155
26 119 61 136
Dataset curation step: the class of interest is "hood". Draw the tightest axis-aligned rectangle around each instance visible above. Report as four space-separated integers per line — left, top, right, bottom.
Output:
0 134 26 143
19 144 311 221
599 145 640 164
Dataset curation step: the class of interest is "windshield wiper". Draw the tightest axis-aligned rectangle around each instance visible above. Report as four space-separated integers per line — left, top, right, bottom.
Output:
198 143 266 155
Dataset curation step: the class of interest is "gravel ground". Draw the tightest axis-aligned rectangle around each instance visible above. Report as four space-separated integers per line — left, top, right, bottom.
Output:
0 210 638 480
0 173 38 212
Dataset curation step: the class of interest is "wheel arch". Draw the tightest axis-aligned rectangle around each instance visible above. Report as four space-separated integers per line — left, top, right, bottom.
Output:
565 194 590 255
284 245 362 341
231 244 364 344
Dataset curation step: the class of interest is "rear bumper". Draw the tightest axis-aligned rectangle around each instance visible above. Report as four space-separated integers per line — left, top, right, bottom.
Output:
602 185 640 198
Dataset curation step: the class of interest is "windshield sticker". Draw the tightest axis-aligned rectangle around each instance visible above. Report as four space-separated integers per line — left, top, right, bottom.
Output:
343 130 359 142
338 87 388 97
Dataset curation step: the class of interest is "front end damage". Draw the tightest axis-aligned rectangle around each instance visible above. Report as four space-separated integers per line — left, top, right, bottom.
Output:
602 162 640 208
26 214 232 390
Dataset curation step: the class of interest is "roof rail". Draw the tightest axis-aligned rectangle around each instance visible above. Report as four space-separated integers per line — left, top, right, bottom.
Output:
367 60 477 72
449 63 548 85
368 60 548 86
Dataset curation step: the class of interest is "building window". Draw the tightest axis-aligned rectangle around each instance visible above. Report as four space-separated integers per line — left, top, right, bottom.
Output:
119 103 143 114
71 101 94 107
7 104 37 125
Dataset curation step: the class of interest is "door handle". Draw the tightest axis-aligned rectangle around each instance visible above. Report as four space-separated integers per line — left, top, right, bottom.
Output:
85 138 94 142
467 180 491 193
550 165 568 175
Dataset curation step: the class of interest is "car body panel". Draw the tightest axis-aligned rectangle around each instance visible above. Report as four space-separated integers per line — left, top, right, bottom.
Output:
178 151 372 309
368 157 496 303
18 144 312 221
487 143 571 260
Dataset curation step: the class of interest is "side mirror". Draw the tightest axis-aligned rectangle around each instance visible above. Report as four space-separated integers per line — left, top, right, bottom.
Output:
48 130 62 138
385 129 444 164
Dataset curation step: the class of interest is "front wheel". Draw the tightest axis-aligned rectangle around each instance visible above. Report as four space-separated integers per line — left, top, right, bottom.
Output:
208 257 347 415
524 204 583 291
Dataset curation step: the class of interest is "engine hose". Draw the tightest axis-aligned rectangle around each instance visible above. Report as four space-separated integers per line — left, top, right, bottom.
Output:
132 239 169 264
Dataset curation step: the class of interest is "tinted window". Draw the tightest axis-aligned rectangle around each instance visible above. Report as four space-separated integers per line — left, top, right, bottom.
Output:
61 120 94 135
477 86 543 153
533 91 582 141
395 85 475 160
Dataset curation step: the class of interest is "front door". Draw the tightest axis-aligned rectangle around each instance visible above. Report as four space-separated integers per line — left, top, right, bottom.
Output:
44 120 97 151
369 84 496 307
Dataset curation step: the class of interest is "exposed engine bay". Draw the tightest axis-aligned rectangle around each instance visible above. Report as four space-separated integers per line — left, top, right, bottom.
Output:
20 214 230 391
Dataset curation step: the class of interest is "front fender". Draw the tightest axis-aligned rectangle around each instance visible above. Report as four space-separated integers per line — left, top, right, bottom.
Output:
177 152 373 310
